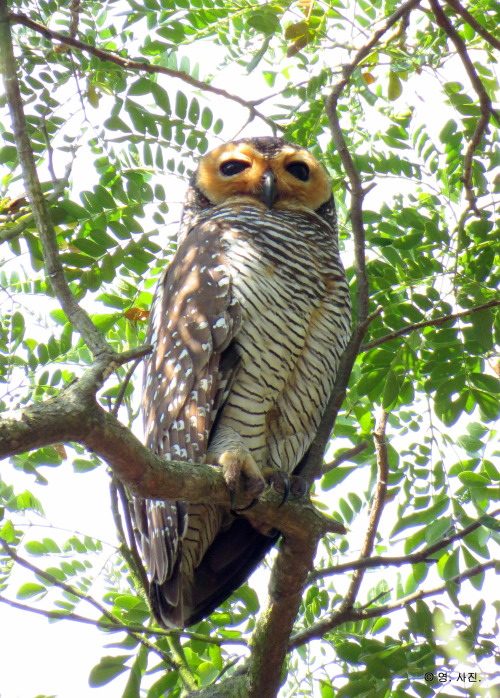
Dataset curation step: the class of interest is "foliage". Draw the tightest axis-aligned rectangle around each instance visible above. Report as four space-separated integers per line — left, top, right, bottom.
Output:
1 0 499 696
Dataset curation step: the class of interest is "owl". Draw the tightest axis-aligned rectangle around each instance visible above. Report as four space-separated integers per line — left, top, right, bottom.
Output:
134 137 351 628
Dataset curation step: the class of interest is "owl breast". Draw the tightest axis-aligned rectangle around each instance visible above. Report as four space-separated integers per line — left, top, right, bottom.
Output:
204 205 351 475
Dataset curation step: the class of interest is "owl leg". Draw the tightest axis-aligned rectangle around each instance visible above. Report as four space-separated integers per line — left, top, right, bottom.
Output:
218 449 266 507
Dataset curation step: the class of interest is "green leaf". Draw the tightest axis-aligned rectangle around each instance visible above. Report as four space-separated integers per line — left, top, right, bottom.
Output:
175 91 188 119
17 582 47 599
458 471 490 487
88 656 129 687
382 370 399 410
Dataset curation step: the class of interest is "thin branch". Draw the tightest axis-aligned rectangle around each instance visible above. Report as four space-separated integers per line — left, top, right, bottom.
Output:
0 535 122 622
341 410 389 610
0 160 74 244
362 298 500 351
168 635 198 692
444 0 500 51
0 596 248 647
9 12 278 133
429 0 496 213
308 509 500 583
111 357 143 418
0 4 111 358
303 306 382 484
0 537 176 666
290 560 497 650
326 0 421 325
322 441 369 474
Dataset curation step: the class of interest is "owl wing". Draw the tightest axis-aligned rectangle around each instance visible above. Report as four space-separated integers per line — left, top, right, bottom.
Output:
136 217 241 627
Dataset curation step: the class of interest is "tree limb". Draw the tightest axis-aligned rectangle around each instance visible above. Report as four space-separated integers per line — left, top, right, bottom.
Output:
340 409 389 611
290 560 497 649
9 12 278 133
444 0 500 51
361 298 500 351
0 3 112 358
308 509 500 582
430 0 496 213
0 363 345 538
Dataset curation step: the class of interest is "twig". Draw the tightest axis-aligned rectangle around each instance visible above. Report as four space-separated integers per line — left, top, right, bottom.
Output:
308 509 500 582
0 160 74 243
341 410 389 611
361 298 500 351
9 12 278 132
444 0 500 51
0 3 112 358
111 357 143 418
0 595 248 649
303 306 382 484
326 0 421 324
0 535 122 622
430 0 495 213
0 537 176 666
322 442 369 474
290 560 497 649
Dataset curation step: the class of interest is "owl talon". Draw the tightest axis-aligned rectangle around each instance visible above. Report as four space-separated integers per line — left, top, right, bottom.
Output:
289 475 307 499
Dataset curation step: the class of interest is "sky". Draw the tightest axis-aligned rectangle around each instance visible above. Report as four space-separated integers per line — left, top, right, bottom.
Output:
1 5 499 698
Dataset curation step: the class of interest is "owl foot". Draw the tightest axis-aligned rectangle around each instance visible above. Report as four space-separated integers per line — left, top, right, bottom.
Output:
261 470 308 505
219 449 266 509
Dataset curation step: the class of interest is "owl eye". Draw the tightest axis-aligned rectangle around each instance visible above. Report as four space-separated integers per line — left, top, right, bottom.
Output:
286 161 310 182
219 160 251 177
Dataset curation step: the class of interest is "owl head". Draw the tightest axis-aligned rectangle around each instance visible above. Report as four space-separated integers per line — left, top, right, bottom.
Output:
179 137 336 240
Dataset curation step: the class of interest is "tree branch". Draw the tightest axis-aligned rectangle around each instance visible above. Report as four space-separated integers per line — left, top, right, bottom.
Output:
290 560 497 650
0 363 345 538
308 510 500 582
322 441 369 474
429 0 496 213
361 298 500 351
0 4 112 358
340 410 389 610
9 12 278 133
246 523 321 697
326 0 421 326
0 537 177 666
444 0 500 51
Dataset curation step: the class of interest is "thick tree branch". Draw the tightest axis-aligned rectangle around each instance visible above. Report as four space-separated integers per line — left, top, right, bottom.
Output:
0 365 345 538
430 0 496 213
362 298 500 351
246 527 320 697
9 12 278 133
290 560 497 650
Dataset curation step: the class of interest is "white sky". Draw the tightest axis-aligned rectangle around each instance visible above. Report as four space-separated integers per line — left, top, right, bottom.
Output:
1 6 499 698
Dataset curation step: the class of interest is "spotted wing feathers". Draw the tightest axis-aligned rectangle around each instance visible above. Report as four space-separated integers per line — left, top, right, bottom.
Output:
138 219 241 627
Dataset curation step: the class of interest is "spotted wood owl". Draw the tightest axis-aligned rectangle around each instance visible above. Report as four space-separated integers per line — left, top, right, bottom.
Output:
133 137 351 628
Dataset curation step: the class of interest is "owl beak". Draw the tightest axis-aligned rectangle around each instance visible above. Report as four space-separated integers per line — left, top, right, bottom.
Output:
260 169 277 209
